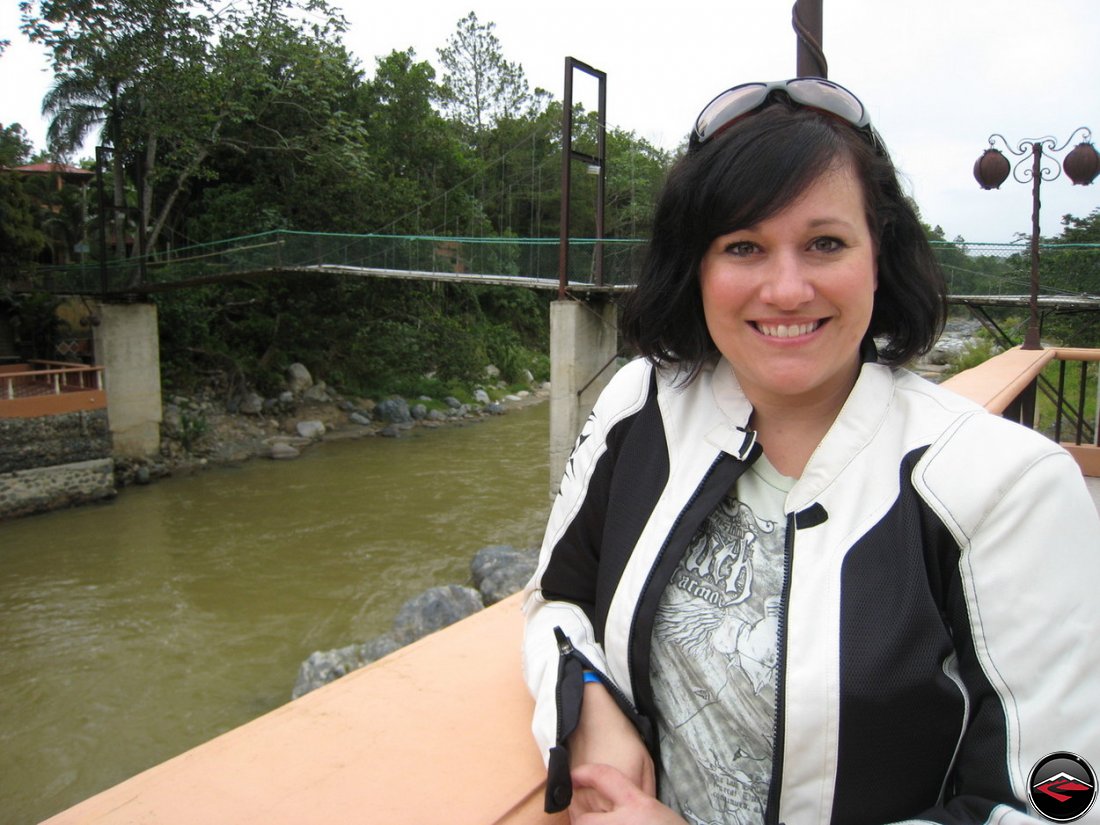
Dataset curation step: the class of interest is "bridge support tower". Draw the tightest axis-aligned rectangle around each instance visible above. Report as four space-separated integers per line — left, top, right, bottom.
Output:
91 300 163 458
549 298 619 496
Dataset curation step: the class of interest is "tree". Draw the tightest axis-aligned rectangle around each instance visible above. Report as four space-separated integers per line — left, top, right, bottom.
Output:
22 0 215 269
437 12 532 140
0 174 47 269
0 123 35 167
353 49 470 233
0 123 47 271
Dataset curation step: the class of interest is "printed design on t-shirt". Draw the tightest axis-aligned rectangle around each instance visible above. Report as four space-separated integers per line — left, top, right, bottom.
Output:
652 493 785 822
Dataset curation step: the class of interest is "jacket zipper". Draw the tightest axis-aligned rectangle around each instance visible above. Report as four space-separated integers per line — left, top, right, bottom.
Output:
764 512 796 825
625 454 727 700
553 626 646 737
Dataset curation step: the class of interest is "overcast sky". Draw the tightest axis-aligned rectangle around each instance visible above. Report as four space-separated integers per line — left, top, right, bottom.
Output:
3 0 1098 243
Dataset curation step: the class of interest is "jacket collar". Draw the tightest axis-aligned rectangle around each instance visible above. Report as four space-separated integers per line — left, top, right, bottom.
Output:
788 362 896 512
699 353 897 512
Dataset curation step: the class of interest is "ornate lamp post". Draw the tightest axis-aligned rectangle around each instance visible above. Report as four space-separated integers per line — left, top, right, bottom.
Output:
974 129 1099 349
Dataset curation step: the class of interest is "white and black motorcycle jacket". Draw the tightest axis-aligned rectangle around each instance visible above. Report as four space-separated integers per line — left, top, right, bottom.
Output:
522 354 1100 824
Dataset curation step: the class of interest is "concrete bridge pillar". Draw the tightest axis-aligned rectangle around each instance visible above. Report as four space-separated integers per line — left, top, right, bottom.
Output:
91 301 162 458
549 298 620 496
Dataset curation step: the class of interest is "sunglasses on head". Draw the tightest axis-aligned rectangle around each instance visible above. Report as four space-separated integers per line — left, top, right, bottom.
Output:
689 77 874 151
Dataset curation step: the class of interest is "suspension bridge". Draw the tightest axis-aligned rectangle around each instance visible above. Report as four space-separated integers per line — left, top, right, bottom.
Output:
11 230 1100 311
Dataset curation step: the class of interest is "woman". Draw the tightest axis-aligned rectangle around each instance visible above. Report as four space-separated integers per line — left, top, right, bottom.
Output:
522 78 1100 824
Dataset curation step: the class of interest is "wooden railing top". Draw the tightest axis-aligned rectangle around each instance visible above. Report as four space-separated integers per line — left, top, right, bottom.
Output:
44 591 564 825
940 346 1056 415
0 360 103 380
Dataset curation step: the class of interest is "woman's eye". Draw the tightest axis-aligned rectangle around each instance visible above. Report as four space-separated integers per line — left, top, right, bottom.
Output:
810 237 844 253
724 241 756 256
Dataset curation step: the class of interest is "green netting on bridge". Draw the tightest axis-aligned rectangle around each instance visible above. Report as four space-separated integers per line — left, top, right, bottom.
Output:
12 231 650 295
931 240 1100 298
7 230 1100 298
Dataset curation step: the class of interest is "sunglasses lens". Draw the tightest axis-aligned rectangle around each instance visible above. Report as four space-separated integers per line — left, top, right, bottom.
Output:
693 84 769 143
787 79 867 127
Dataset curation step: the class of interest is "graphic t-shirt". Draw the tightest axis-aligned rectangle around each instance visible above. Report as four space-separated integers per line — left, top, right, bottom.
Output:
649 456 792 825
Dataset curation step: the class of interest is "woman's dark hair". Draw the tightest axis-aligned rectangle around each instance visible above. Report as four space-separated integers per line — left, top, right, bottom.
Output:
622 98 948 373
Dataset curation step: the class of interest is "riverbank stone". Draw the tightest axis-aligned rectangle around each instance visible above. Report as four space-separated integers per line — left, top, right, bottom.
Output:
391 584 484 645
238 392 264 415
287 363 313 393
295 420 325 439
290 635 402 700
375 397 412 424
471 545 539 605
290 542 544 697
268 442 300 460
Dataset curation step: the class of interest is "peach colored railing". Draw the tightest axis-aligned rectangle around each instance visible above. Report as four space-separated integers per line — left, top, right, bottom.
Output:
0 360 104 399
942 346 1099 477
0 361 107 418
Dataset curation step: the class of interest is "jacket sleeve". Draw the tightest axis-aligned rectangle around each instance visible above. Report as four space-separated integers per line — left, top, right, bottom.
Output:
521 359 653 763
912 413 1100 823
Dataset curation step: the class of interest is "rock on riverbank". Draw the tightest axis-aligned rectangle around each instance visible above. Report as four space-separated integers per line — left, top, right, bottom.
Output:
117 362 549 486
291 544 539 699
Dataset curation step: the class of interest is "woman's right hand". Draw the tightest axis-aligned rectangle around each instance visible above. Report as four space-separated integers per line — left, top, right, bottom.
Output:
566 681 656 820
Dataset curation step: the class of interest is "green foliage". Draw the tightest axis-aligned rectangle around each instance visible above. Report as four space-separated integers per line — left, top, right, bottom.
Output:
178 407 209 453
437 12 532 138
5 291 62 358
0 173 47 269
1035 357 1098 442
941 331 1001 378
0 124 34 166
13 6 672 398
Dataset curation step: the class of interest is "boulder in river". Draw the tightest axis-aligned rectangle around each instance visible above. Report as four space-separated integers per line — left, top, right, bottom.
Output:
268 442 301 460
391 584 484 645
291 584 484 698
471 545 538 605
290 635 401 700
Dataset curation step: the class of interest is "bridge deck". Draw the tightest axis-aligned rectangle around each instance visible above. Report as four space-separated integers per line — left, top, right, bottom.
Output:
132 265 635 294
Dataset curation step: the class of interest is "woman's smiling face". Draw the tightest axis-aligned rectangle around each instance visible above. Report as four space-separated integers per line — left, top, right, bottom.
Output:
698 162 877 411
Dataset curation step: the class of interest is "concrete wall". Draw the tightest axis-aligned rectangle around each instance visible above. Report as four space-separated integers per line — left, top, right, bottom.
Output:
0 409 115 520
0 408 112 473
0 459 115 520
92 301 162 457
548 299 619 496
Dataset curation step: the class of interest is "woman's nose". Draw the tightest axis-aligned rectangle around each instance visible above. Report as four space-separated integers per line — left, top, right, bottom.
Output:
759 253 815 309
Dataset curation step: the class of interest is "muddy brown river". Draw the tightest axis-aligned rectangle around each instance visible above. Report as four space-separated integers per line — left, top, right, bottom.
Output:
0 402 551 823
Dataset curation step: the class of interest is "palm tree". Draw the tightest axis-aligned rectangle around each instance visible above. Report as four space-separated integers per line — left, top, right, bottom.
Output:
43 66 130 262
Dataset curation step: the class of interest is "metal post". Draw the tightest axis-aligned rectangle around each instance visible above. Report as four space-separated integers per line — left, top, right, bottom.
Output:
95 146 110 295
595 72 607 287
558 57 607 299
1024 142 1042 349
793 0 827 78
558 60 574 300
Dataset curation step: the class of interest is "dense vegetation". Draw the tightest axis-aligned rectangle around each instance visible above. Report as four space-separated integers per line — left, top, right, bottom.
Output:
2 0 1097 401
927 213 1100 349
2 1 669 399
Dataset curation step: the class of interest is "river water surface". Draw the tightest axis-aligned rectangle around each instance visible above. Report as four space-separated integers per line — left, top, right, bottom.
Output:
0 402 550 823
